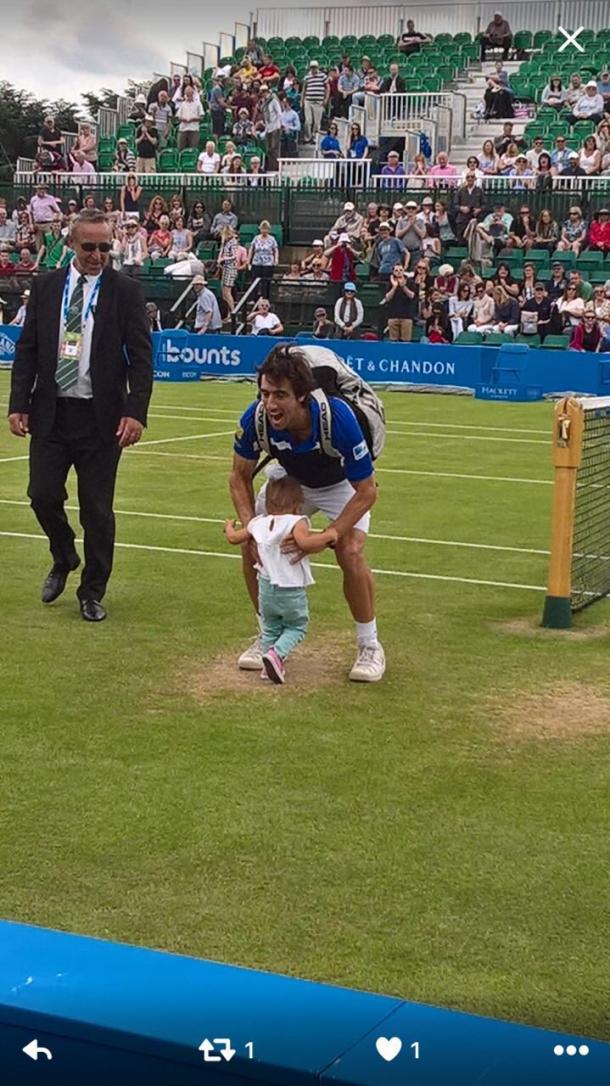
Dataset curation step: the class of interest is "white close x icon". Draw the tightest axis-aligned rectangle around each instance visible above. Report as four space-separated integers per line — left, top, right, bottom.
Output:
558 25 585 53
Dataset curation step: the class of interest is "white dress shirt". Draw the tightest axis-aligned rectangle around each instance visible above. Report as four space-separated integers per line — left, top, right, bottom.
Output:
56 262 101 399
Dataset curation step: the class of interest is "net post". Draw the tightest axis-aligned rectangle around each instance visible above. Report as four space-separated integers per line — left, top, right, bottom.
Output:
542 398 584 629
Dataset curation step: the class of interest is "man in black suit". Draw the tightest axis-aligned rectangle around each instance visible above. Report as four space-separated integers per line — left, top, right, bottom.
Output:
8 208 153 622
380 63 406 95
454 172 486 243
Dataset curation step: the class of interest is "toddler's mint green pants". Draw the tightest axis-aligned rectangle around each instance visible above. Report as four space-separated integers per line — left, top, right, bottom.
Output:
259 577 309 660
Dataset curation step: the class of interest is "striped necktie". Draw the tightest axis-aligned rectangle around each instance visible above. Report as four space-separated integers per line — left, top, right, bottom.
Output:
56 274 87 392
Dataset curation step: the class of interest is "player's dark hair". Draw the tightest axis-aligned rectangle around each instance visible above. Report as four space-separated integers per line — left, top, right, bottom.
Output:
266 475 304 514
258 344 318 401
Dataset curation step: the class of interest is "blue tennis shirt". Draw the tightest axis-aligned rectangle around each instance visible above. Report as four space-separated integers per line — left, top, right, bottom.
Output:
234 396 374 489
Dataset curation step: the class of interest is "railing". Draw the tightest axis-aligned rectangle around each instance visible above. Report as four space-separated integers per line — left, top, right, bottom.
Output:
12 170 281 188
186 52 204 78
12 167 610 200
117 96 133 127
365 92 468 146
278 158 372 186
98 107 119 139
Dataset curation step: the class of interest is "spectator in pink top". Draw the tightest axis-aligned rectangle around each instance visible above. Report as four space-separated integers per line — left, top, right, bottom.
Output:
428 151 459 185
28 183 62 250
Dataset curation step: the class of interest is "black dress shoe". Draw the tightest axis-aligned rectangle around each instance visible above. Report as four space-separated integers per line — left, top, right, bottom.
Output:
41 557 81 604
80 599 107 623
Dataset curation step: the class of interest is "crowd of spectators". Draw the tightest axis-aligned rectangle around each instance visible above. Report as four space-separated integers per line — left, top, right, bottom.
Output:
2 177 610 349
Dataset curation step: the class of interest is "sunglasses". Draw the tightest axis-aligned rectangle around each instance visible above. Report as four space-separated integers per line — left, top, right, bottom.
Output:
80 242 112 252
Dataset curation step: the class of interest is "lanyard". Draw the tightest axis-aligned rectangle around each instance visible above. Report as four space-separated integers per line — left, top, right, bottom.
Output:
62 269 102 327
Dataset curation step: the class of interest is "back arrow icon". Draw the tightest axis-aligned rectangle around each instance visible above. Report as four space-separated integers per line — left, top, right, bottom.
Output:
23 1039 53 1061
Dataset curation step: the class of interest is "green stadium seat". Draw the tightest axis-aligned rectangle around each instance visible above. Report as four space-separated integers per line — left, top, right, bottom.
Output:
515 334 540 347
455 331 482 344
158 149 179 172
541 334 570 350
484 333 515 345
589 269 609 284
179 149 198 171
446 246 468 262
578 251 604 267
551 251 576 269
533 30 554 48
453 32 472 44
513 30 533 53
355 262 370 280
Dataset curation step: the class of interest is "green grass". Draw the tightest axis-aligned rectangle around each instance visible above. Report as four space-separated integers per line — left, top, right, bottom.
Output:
1 372 609 1039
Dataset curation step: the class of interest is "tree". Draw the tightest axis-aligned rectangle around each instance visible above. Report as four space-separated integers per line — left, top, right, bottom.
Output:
0 82 81 168
80 88 120 119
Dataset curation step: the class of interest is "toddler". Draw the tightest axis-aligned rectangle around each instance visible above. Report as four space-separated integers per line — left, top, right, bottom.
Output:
224 475 338 683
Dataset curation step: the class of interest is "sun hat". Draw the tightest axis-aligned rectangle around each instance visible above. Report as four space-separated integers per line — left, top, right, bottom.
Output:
309 59 320 67
344 201 355 210
192 275 207 285
586 79 598 87
314 306 327 316
312 239 324 246
339 232 350 242
405 200 418 209
438 263 454 276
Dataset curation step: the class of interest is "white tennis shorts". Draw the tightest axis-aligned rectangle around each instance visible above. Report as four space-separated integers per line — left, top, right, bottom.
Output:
255 465 371 534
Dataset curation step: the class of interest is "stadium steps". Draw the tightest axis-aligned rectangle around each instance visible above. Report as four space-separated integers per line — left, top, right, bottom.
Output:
449 61 526 166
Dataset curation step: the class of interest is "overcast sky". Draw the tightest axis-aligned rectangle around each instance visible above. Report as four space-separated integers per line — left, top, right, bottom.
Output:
2 0 255 104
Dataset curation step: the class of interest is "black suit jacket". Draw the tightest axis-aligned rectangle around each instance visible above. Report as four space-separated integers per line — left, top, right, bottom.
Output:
455 185 485 218
9 265 153 440
380 75 406 94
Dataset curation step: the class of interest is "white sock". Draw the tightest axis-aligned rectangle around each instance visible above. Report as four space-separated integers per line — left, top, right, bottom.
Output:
356 619 378 648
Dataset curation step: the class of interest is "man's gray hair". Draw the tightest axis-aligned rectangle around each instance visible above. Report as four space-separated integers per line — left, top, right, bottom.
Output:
70 208 110 240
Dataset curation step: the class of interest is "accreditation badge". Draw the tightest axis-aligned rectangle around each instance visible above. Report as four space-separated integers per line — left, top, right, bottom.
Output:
59 331 83 362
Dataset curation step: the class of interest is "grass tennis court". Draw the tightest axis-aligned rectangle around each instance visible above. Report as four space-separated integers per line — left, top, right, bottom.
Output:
1 371 609 1041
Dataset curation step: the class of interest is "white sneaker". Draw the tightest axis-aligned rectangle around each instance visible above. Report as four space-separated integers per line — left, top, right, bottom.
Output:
349 643 386 683
238 633 264 670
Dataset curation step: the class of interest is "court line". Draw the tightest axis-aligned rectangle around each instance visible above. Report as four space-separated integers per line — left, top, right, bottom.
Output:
0 499 549 556
0 441 549 485
128 447 551 486
146 413 546 445
149 404 549 435
0 455 28 463
0 530 547 593
378 467 552 485
128 448 553 484
138 429 234 447
0 396 552 435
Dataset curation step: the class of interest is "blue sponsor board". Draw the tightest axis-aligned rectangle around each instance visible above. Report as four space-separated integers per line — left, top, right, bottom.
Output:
476 384 544 402
151 331 485 388
0 325 22 366
4 324 610 397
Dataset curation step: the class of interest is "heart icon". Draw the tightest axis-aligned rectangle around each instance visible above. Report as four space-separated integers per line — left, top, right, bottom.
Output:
376 1036 402 1062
